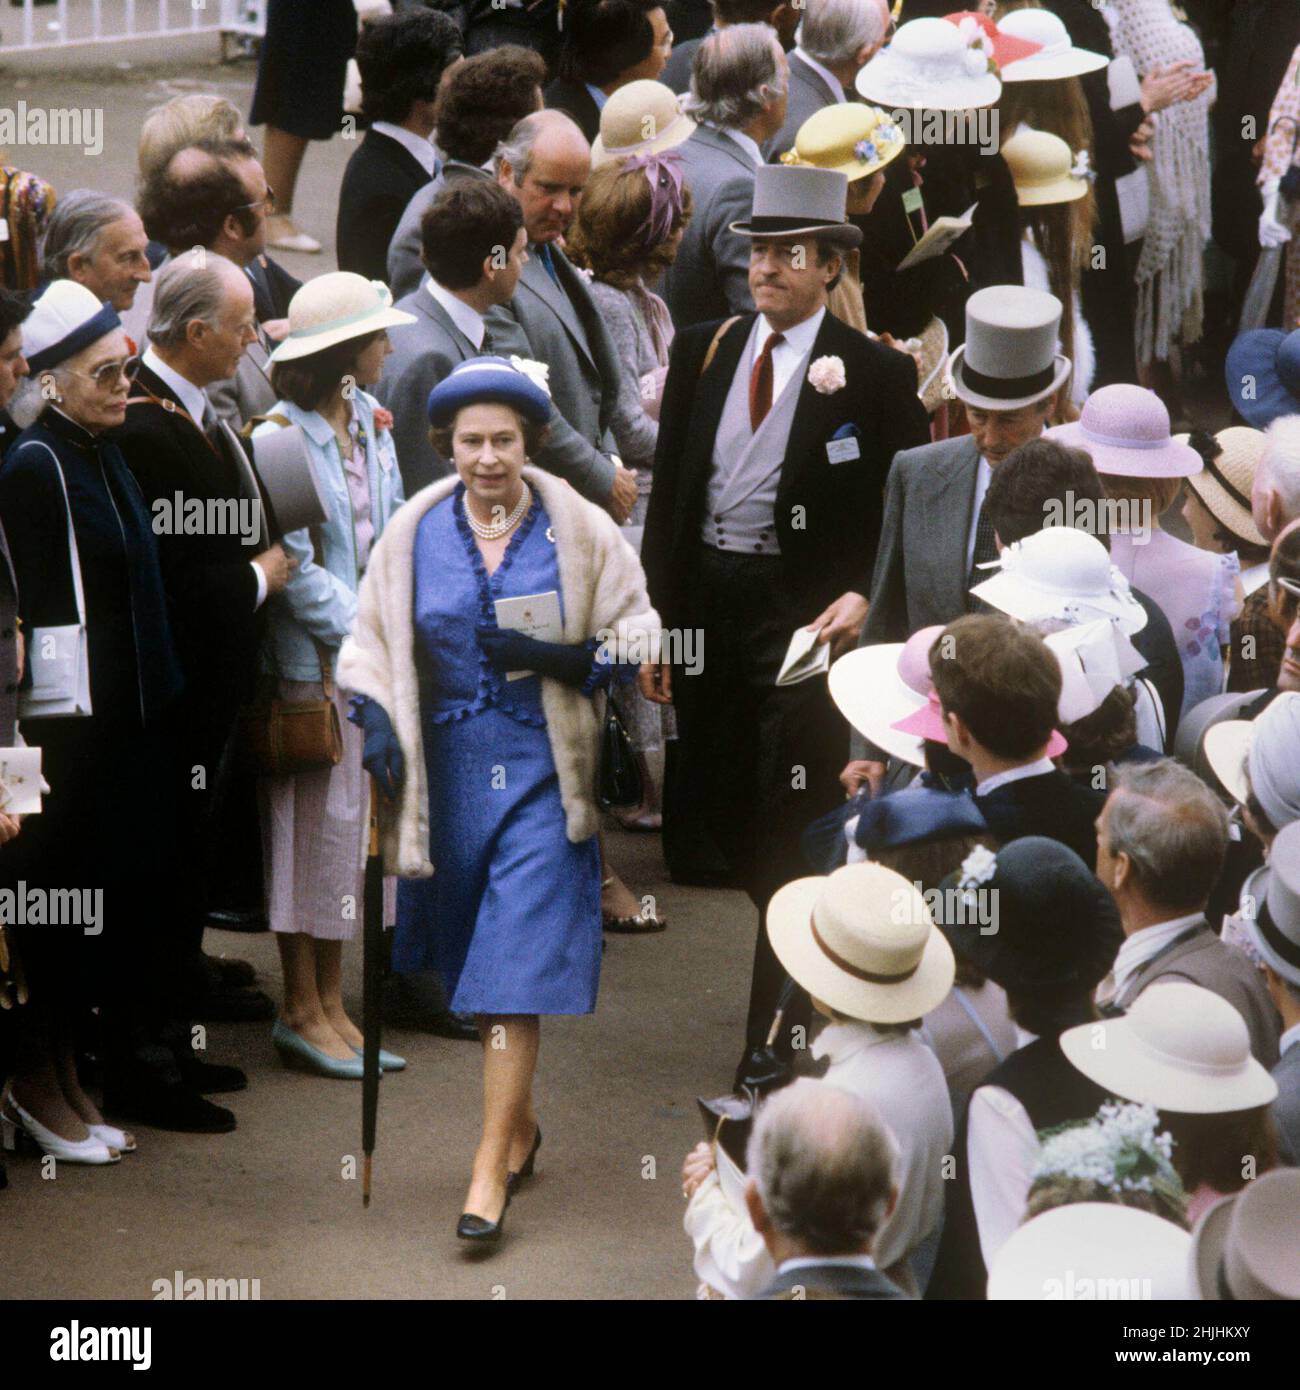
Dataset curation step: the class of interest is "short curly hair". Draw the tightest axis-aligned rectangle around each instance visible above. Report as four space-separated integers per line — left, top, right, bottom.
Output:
434 46 547 167
357 9 462 125
565 160 692 286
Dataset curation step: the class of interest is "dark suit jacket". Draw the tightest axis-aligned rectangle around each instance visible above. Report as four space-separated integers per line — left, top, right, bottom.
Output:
769 52 840 160
247 253 301 323
756 1262 911 1300
375 283 478 493
112 363 264 737
1273 1042 1300 1166
661 33 705 94
642 310 929 635
0 521 17 745
337 128 435 284
974 769 1104 868
542 75 602 145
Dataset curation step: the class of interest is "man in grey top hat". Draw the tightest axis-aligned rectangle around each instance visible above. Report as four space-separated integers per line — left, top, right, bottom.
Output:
641 162 928 1085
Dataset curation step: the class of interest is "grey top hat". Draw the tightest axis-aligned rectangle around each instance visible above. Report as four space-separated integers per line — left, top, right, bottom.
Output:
250 423 330 539
947 284 1072 411
1245 819 1300 987
730 165 863 246
1190 1169 1300 1300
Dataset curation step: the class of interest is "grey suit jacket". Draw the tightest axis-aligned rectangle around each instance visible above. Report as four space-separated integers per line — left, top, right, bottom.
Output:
375 284 476 494
659 125 757 330
484 246 619 504
206 333 277 432
387 161 494 302
769 52 841 160
1116 923 1282 1069
662 34 705 94
755 1262 911 1300
1273 1042 1300 1166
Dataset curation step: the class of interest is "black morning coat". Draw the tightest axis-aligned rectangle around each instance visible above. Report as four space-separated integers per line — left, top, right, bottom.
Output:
336 128 435 285
641 309 931 636
110 361 265 739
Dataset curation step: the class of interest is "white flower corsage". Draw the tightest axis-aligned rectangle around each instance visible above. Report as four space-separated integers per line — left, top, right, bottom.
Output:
957 19 996 77
957 844 998 900
807 355 846 394
509 355 552 397
1070 149 1095 183
574 265 595 282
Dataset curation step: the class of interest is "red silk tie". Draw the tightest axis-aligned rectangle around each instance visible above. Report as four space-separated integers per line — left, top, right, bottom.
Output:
748 331 785 432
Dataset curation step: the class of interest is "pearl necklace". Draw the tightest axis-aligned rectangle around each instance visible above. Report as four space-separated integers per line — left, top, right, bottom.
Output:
464 483 530 541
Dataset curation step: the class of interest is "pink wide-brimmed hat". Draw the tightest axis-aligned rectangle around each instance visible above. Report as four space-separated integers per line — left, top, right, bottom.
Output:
891 687 1069 758
828 625 944 768
1046 383 1202 478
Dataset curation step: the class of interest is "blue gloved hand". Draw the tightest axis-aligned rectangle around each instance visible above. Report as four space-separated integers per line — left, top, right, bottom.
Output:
475 624 595 689
354 697 404 802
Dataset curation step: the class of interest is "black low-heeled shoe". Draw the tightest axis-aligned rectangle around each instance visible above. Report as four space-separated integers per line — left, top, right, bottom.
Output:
457 1191 511 1246
506 1125 542 1194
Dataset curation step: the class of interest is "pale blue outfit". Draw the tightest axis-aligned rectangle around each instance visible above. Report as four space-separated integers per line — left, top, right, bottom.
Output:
393 486 607 1014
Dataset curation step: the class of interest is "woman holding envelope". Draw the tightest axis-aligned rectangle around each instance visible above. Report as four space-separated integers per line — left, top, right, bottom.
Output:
255 272 412 1080
339 356 658 1248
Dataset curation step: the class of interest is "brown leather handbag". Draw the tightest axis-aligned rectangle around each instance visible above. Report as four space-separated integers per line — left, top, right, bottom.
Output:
237 638 344 776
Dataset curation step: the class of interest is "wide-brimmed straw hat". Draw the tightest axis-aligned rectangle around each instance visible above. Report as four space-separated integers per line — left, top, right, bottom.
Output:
783 101 906 181
1047 383 1202 478
730 164 862 246
945 285 1072 412
1178 426 1269 549
268 272 416 364
23 279 121 373
1189 1169 1300 1301
425 355 554 428
988 1204 1192 1301
1061 982 1279 1115
1002 127 1089 207
828 625 943 767
591 79 696 167
970 527 1149 636
1225 326 1300 429
766 862 955 1023
997 7 1108 83
856 17 1001 111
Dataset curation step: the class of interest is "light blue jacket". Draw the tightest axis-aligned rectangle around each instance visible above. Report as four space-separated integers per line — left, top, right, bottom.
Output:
254 389 404 682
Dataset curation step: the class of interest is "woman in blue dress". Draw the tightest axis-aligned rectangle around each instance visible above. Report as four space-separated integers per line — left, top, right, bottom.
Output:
339 356 659 1246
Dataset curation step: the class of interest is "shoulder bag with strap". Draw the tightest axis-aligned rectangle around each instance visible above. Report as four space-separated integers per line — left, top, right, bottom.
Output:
18 442 92 719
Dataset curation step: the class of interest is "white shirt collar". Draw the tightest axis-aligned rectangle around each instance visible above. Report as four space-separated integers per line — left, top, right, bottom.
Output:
370 121 437 178
1241 560 1270 595
425 278 485 351
709 124 762 167
584 83 609 111
756 305 825 359
1281 1021 1300 1056
142 346 210 426
811 1018 894 1063
778 1253 877 1274
793 47 846 102
975 757 1056 797
1111 912 1206 994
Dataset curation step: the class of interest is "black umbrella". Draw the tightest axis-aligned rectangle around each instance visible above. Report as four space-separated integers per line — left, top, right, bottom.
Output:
362 776 384 1206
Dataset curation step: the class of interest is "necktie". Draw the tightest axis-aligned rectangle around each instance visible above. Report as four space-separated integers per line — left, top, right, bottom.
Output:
748 331 785 433
536 242 561 287
966 493 998 606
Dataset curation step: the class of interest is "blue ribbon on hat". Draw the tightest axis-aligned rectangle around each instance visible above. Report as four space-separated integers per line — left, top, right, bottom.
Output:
27 302 122 373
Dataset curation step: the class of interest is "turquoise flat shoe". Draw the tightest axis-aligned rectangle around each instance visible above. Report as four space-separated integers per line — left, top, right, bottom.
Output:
272 1020 365 1079
352 1045 407 1072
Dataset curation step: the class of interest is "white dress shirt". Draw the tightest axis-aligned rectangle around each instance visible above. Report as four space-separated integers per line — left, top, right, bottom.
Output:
779 1253 877 1274
964 455 994 578
1096 911 1205 1007
966 1027 1039 1270
425 277 486 350
793 47 846 102
142 348 266 606
1281 1022 1300 1057
975 757 1056 798
370 121 437 178
754 306 826 404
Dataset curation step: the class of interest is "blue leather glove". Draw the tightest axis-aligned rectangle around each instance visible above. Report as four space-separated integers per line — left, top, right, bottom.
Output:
475 624 595 689
353 697 404 802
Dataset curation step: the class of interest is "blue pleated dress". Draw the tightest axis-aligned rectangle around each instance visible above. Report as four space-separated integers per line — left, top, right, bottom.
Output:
392 487 603 1014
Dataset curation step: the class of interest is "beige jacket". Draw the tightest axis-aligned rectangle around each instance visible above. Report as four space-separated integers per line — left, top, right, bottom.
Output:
337 466 659 878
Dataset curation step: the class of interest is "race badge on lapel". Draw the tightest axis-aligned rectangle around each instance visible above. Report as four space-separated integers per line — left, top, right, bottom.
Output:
826 421 861 465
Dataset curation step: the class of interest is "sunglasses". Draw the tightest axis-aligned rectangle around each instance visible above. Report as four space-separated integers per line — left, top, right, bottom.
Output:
64 355 137 391
236 185 277 216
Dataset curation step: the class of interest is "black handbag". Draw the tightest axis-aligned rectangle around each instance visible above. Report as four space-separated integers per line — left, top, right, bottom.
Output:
597 700 643 810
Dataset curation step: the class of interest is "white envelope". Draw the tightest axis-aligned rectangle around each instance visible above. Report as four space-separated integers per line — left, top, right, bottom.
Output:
493 590 563 681
0 746 43 815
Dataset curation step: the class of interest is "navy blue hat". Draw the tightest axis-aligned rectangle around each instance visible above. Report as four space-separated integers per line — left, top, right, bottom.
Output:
852 785 988 854
1225 327 1300 429
426 355 553 428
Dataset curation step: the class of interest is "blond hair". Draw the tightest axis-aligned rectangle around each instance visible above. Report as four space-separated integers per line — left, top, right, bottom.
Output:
138 94 245 180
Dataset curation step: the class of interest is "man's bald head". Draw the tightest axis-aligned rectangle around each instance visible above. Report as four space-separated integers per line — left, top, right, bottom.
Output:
495 109 592 245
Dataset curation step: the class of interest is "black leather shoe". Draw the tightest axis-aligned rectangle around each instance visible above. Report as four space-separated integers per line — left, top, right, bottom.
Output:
382 977 479 1040
204 953 256 989
506 1126 542 1195
193 987 276 1024
178 1059 248 1095
457 1193 510 1246
429 1011 480 1041
204 908 268 933
105 1083 236 1134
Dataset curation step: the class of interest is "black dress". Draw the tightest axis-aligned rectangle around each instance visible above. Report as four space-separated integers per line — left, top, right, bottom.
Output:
249 0 359 142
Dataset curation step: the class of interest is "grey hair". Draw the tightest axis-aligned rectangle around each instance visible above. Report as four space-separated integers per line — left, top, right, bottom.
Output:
1260 416 1300 527
684 23 787 130
147 251 241 351
1104 759 1229 914
40 190 136 281
746 1079 897 1256
8 371 58 429
798 0 886 68
494 108 587 186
